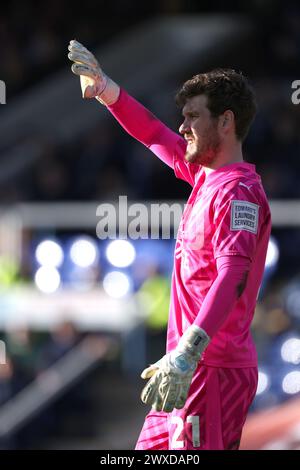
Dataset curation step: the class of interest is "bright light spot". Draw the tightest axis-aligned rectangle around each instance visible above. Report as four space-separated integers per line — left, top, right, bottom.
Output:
36 240 63 267
103 271 131 298
256 371 269 395
35 267 60 294
265 236 279 269
106 240 136 268
281 338 300 364
70 237 98 268
282 371 300 394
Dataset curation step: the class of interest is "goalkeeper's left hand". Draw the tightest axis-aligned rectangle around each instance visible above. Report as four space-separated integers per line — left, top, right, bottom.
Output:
141 325 210 413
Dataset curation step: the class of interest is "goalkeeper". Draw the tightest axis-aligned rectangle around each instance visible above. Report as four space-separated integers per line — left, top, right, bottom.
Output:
68 40 271 450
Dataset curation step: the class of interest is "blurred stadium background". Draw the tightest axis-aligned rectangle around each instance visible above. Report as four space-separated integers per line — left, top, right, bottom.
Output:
0 0 300 450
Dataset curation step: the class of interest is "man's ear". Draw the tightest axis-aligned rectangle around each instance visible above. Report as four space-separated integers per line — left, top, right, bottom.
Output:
219 110 234 132
218 109 234 135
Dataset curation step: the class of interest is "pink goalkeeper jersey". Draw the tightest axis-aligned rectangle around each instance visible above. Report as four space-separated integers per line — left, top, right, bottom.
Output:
108 90 272 367
170 160 271 367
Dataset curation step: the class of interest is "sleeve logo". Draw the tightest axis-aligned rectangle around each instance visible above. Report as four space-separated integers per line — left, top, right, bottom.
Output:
230 200 259 234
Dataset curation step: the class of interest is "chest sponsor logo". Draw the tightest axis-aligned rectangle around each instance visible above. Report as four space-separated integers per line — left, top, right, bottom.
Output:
230 200 259 234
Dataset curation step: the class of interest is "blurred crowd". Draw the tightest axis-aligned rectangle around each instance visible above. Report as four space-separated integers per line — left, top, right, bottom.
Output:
0 321 98 448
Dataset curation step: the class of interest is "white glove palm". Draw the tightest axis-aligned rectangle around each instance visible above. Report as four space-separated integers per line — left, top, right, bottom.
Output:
68 39 120 105
141 325 210 413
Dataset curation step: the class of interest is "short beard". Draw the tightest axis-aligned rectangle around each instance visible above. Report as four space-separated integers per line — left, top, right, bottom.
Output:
184 123 221 166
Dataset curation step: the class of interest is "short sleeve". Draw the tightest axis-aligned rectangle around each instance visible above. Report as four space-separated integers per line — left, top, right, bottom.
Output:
212 184 261 261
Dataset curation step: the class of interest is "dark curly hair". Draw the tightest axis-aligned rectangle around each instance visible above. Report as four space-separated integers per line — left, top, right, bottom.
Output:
175 68 257 142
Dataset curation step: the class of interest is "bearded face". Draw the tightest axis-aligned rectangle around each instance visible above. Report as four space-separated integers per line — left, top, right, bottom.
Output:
180 95 222 166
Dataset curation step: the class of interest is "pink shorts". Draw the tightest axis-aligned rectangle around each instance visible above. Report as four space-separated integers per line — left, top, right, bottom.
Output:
135 365 258 450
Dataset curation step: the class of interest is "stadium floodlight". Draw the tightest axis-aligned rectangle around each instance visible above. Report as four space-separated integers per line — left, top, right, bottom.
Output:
265 235 279 269
35 266 61 294
256 370 269 395
106 240 136 268
103 271 131 298
35 240 64 268
70 237 98 268
282 371 300 394
281 338 300 365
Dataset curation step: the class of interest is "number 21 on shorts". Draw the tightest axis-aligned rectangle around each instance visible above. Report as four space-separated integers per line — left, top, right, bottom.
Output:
170 415 200 448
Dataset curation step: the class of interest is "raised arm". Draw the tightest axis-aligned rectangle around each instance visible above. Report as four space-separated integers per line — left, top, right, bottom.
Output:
68 40 185 169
